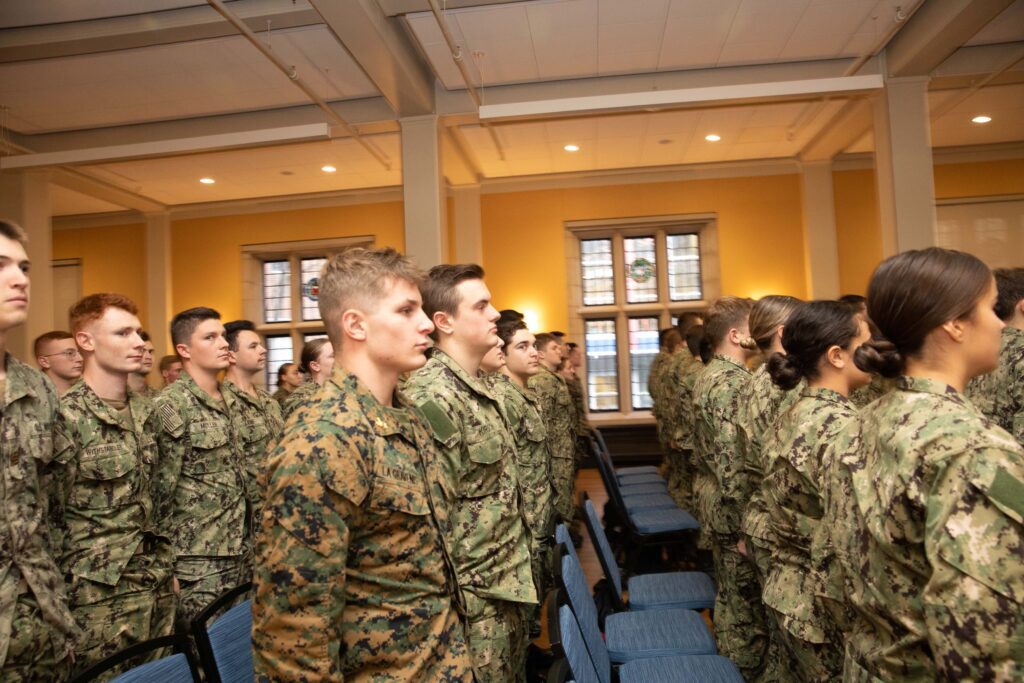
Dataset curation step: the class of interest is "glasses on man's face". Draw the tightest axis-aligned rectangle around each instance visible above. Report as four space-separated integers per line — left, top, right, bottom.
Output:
42 349 82 360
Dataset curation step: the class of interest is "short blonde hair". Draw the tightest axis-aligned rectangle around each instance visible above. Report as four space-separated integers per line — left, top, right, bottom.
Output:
318 247 424 345
704 296 753 347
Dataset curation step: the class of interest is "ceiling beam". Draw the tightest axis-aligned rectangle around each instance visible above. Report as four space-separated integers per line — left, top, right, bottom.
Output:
884 0 1016 77
378 0 533 17
0 0 321 63
308 0 435 116
799 98 875 162
52 168 165 213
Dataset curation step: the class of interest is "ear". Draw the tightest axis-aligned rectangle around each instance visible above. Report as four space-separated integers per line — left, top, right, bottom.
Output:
226 350 237 365
727 327 743 346
175 342 192 361
940 318 966 343
37 356 51 370
75 330 95 354
309 360 321 374
433 310 455 337
825 344 845 370
341 308 366 342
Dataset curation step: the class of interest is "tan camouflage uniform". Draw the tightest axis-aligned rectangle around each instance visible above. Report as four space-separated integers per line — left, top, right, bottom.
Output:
528 366 577 524
692 354 771 681
836 376 1024 682
282 381 319 419
49 382 177 676
406 350 537 683
252 369 472 682
967 326 1023 444
0 357 79 682
152 371 249 626
221 380 284 527
761 387 854 682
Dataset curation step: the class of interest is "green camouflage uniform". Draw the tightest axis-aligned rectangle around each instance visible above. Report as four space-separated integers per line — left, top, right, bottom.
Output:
648 350 674 450
662 351 696 508
836 377 1024 681
761 387 854 682
848 373 897 409
406 350 537 682
967 326 1023 444
152 371 249 626
0 357 78 682
488 373 556 633
282 381 319 419
49 382 177 675
528 366 577 524
693 354 771 681
252 369 472 682
222 380 284 527
565 374 592 461
270 386 291 407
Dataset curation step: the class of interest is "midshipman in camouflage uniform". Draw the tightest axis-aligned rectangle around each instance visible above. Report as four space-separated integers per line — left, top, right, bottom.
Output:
49 294 176 675
529 333 576 524
406 264 536 682
0 221 79 681
153 308 249 625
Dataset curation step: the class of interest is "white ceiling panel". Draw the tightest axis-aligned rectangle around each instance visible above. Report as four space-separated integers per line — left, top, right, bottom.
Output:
81 135 401 205
50 185 129 216
1 25 377 134
0 1 205 29
967 0 1024 46
930 84 1024 148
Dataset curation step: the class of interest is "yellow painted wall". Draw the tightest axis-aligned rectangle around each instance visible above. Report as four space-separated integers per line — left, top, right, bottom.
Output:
935 158 1024 199
170 201 404 320
52 223 148 323
833 169 881 296
480 174 807 333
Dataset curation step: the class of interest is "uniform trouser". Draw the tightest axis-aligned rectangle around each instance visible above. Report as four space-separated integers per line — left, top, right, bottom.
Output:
528 535 553 637
667 448 693 510
712 536 770 682
464 593 531 683
769 612 842 683
744 535 794 683
1 591 73 683
68 549 178 679
550 455 576 524
175 555 247 629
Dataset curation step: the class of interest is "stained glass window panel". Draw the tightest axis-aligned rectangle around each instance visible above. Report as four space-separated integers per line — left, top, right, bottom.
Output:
584 319 619 411
623 236 658 303
581 239 614 306
628 317 660 409
667 233 702 301
300 257 326 321
264 335 293 391
263 260 291 323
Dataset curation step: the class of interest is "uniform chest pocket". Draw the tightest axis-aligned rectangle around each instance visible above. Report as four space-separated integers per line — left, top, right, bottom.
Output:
71 443 138 509
370 479 430 516
3 421 50 480
524 415 547 444
459 434 504 499
187 425 231 474
241 420 269 445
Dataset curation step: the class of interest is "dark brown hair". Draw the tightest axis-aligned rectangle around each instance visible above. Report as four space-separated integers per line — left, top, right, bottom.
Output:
421 263 485 340
170 307 220 347
993 267 1024 321
0 220 28 244
33 331 73 357
704 296 753 348
768 300 861 390
742 295 803 351
299 338 332 375
855 248 992 377
497 318 528 353
159 354 180 371
675 311 703 337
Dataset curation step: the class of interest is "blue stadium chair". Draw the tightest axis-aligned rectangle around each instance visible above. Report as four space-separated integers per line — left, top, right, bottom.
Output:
191 583 253 683
69 634 199 683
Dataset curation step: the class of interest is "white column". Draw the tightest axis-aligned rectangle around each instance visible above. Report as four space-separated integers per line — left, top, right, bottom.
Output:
872 75 937 255
400 115 448 269
799 161 841 299
145 211 173 360
0 170 53 361
452 184 483 265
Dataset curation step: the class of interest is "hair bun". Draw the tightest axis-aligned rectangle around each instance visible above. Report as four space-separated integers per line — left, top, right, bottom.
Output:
854 338 903 378
739 336 759 351
766 352 802 390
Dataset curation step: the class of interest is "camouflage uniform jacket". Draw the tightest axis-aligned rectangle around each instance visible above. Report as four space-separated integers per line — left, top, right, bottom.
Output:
838 376 1024 681
528 366 576 462
0 356 78 665
221 380 284 524
670 354 703 452
967 326 1024 444
282 381 319 419
566 374 591 442
740 363 802 544
152 372 249 573
270 387 291 407
405 351 537 605
692 354 750 538
252 369 471 682
663 351 694 451
487 374 556 541
760 387 855 644
647 350 672 422
49 381 170 588
848 373 897 409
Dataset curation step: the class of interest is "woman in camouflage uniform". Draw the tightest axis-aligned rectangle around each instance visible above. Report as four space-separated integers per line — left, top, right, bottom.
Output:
835 248 1024 681
759 300 872 681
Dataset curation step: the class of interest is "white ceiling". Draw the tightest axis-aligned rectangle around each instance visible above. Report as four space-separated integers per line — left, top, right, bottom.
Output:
50 185 128 215
0 1 209 29
0 24 377 133
967 0 1024 45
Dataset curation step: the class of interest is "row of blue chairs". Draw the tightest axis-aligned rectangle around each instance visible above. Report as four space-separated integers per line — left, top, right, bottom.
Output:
70 583 253 683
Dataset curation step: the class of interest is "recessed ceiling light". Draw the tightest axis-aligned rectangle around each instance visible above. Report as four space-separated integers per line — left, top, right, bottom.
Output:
971 115 992 124
704 134 721 142
199 177 215 184
280 170 294 176
658 139 673 145
321 165 337 173
563 144 580 152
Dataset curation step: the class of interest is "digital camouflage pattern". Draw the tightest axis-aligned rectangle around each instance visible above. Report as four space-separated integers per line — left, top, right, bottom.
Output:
660 351 696 508
0 357 78 681
836 376 1024 682
282 381 319 419
528 366 577 523
222 379 284 526
967 326 1023 444
848 373 897 409
406 350 536 682
152 371 249 624
565 374 592 464
648 350 674 449
49 382 176 673
761 387 854 682
692 354 771 681
252 369 471 682
271 386 292 407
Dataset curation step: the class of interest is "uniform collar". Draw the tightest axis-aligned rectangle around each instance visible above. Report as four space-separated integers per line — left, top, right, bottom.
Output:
711 353 748 371
430 348 497 401
222 379 262 407
897 375 964 402
179 370 233 414
67 380 152 431
328 367 413 438
800 385 850 406
3 353 40 406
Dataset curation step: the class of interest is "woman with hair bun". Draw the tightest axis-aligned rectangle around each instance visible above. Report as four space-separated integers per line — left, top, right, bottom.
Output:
759 300 872 681
835 248 1023 681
